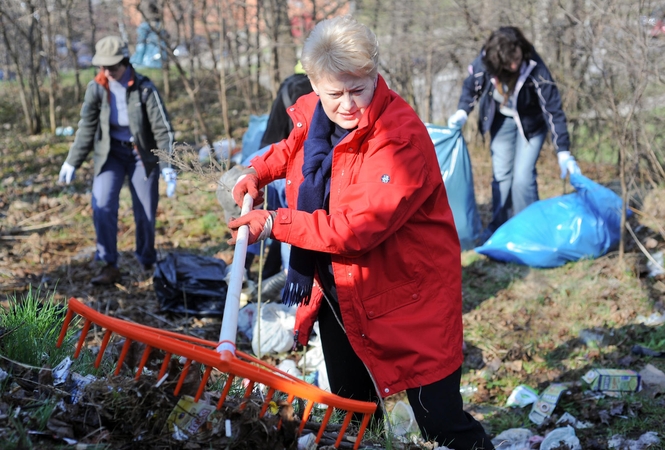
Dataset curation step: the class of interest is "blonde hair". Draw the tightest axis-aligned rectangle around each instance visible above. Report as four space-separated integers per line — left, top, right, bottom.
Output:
301 15 379 83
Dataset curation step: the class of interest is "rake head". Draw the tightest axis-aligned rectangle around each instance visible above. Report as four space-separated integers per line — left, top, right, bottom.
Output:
56 298 377 449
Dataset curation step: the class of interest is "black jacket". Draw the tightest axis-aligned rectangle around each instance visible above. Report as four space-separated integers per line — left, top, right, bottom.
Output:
457 50 570 153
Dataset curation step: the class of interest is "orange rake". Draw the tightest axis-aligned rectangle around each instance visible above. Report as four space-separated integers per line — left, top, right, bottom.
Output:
56 194 376 449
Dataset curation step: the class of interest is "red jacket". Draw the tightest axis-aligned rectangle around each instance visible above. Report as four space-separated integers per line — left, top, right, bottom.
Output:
250 75 463 396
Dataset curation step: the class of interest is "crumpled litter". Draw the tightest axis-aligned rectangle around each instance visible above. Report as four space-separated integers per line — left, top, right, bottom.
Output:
492 428 541 450
556 412 593 429
540 426 581 450
608 431 661 450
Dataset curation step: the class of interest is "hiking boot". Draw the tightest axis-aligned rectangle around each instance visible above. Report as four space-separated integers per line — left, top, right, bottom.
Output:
91 264 121 285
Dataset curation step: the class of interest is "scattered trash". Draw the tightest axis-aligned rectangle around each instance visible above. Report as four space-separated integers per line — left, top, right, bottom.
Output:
55 126 75 136
639 363 665 395
556 412 593 429
579 328 607 347
631 344 665 358
491 428 536 450
277 359 301 377
540 426 581 450
608 431 661 450
0 368 8 382
165 395 223 440
68 372 96 404
459 384 478 398
506 384 539 408
647 251 665 277
298 432 317 450
636 312 665 327
582 368 641 392
388 401 419 437
529 383 567 425
52 357 73 385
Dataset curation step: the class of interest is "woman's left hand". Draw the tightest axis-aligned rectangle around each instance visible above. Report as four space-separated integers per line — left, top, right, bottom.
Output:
227 210 276 245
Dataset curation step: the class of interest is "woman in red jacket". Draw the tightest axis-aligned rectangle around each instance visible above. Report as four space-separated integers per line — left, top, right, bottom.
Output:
229 15 493 450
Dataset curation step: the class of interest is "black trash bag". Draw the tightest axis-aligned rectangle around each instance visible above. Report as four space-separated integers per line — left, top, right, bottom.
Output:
154 253 228 316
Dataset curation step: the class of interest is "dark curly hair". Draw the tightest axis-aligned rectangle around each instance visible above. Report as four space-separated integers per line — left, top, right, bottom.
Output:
481 26 533 82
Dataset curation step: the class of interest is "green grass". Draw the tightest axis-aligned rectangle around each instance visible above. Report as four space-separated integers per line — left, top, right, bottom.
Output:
0 287 76 367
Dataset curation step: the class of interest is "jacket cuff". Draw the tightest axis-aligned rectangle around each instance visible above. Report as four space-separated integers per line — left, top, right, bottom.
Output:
272 208 292 241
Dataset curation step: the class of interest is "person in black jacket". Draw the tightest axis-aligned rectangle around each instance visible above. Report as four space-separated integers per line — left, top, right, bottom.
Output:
449 26 581 243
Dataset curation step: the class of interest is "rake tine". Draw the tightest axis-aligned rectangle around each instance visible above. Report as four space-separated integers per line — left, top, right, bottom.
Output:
259 387 276 417
239 380 255 411
335 412 354 448
94 330 113 368
56 308 75 348
73 319 92 359
135 345 153 380
115 338 132 376
216 374 236 409
277 392 296 430
157 353 172 380
174 359 192 396
354 413 372 450
298 400 315 435
194 366 213 402
315 407 334 443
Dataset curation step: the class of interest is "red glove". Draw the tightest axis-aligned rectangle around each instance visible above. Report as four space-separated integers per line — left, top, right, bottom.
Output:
232 168 264 207
227 210 276 245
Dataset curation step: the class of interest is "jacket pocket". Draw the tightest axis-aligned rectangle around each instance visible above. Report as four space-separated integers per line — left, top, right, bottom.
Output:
360 279 421 320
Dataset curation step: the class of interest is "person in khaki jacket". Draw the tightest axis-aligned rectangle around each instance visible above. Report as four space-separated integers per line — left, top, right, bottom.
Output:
59 36 176 285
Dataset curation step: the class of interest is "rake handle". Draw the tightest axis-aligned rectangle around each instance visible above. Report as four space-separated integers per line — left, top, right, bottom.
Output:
217 193 254 354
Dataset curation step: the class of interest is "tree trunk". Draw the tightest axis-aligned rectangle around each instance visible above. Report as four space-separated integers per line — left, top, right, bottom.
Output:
64 0 82 102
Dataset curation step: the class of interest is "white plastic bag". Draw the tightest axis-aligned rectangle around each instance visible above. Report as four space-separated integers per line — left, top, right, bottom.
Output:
251 303 296 355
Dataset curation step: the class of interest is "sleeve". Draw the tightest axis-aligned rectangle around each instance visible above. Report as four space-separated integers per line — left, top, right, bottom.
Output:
272 135 438 257
457 54 485 114
251 127 299 187
65 82 100 168
145 84 175 169
532 64 571 153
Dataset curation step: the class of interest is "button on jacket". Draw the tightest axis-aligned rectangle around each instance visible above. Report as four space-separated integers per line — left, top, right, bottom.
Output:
250 75 464 396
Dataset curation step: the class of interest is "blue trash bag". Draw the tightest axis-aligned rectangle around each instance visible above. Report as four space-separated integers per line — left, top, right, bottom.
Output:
241 114 269 162
475 173 628 268
426 124 482 250
130 22 167 69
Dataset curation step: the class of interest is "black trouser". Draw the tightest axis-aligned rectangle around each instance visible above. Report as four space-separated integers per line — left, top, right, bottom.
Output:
318 297 494 450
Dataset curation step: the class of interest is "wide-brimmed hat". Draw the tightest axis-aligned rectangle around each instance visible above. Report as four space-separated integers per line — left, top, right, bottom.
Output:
91 36 129 66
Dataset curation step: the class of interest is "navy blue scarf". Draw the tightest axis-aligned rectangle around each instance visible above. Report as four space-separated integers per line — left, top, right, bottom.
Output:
282 102 336 306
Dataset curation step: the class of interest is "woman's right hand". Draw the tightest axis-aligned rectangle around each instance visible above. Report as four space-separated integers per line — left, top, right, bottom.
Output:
232 167 264 207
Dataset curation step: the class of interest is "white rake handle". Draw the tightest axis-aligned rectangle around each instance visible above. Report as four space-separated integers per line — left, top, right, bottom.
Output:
217 193 254 354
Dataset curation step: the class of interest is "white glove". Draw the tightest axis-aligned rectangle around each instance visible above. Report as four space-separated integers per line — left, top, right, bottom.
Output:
58 162 76 184
161 167 177 197
557 151 581 179
447 109 468 129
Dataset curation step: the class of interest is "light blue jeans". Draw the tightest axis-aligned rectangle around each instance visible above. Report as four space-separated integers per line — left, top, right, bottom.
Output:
487 115 546 234
92 141 159 268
